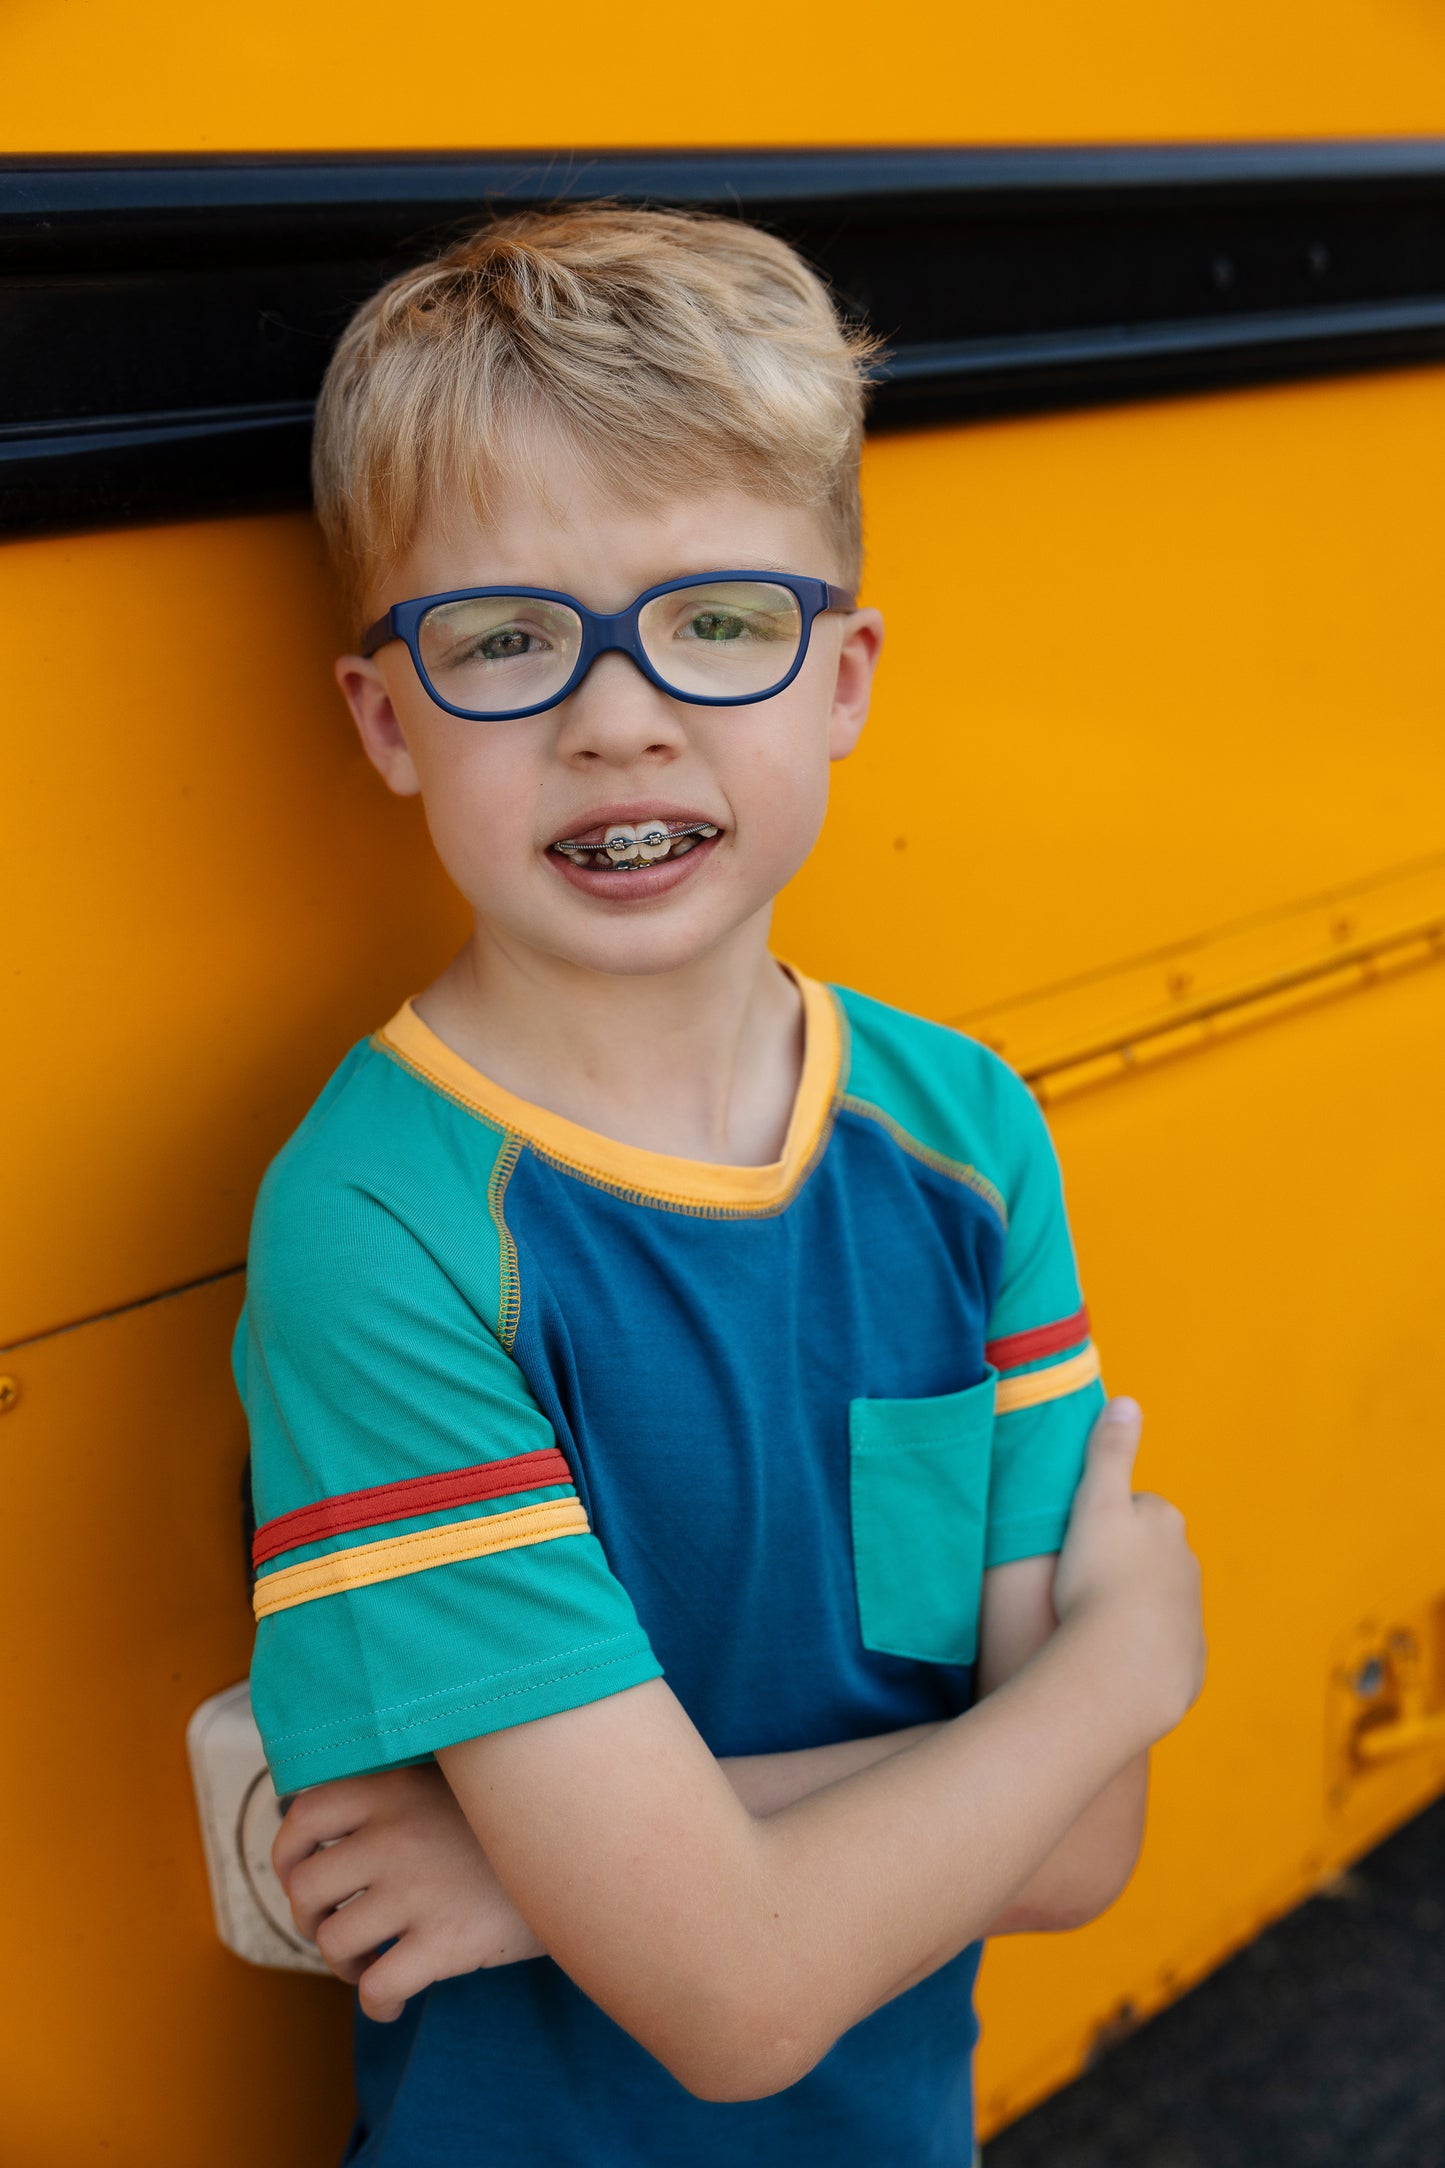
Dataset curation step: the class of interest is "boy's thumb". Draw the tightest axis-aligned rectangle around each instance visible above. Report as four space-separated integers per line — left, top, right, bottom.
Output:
1078 1397 1143 1501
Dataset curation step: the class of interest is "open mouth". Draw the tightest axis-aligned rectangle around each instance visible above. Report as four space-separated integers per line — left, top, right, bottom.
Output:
550 818 721 873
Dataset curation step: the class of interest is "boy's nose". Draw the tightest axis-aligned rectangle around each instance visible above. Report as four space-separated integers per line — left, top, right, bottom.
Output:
553 650 688 762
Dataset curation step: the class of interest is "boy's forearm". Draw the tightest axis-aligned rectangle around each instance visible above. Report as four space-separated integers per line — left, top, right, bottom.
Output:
849 1750 1148 2016
984 1751 1148 1935
959 1551 1149 1939
720 1724 940 1815
747 1616 1151 2030
441 1609 1154 2099
719 1725 1142 1938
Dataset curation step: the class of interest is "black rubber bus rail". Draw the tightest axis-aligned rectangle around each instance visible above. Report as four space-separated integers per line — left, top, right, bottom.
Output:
5 141 1445 535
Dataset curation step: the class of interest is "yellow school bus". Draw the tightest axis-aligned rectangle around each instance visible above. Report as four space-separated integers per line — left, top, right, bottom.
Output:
4 5 1445 2159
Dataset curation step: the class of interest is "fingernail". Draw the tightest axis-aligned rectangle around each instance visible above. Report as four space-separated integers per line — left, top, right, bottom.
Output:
1107 1396 1142 1423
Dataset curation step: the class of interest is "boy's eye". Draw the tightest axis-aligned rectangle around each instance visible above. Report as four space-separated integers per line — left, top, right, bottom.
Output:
676 606 791 644
465 625 545 663
684 610 749 643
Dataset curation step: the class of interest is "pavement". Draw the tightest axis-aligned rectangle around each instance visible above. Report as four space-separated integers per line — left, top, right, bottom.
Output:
982 1791 1445 2168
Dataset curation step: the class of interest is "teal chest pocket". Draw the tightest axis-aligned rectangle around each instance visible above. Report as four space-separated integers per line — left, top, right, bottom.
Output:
848 1368 996 1668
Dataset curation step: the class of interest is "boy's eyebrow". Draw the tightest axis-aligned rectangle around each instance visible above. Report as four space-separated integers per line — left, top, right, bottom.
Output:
574 559 810 598
664 559 801 579
449 561 805 594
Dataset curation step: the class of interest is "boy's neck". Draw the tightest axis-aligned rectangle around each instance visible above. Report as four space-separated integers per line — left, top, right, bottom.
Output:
413 916 806 1168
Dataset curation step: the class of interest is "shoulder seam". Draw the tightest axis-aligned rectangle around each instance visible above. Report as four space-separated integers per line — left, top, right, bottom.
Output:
351 1033 522 1350
838 1092 1009 1230
488 1135 524 1350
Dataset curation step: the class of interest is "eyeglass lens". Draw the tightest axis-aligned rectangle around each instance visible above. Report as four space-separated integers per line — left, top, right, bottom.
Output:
416 580 805 714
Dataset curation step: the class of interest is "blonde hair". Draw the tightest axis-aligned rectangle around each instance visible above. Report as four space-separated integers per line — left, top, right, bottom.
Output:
311 204 879 632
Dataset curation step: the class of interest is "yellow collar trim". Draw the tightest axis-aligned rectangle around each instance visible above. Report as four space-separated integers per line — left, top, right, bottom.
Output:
377 966 842 1213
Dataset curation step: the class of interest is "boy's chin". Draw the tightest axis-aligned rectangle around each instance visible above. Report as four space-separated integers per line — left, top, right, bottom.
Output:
505 893 773 981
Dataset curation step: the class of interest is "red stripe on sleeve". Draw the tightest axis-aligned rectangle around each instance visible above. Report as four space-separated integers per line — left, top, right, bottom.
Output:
985 1305 1091 1374
253 1446 575 1567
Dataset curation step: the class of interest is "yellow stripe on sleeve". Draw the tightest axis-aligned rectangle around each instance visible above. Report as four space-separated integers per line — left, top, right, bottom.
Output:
252 1497 591 1619
994 1342 1102 1415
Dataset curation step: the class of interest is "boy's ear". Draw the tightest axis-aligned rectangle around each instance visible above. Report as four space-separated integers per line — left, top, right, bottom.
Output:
827 607 884 764
334 654 423 797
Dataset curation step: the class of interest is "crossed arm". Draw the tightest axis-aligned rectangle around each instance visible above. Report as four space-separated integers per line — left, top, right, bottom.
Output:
280 1440 1169 2101
725 1543 1149 1915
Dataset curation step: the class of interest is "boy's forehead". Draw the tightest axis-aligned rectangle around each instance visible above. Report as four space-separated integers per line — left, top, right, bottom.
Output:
382 459 837 612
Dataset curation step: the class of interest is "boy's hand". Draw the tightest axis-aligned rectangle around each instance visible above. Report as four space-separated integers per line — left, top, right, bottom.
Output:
273 1764 544 2019
1051 1398 1206 1744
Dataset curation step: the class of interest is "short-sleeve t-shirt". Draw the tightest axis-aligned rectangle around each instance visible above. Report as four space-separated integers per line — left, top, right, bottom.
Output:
237 968 1106 2168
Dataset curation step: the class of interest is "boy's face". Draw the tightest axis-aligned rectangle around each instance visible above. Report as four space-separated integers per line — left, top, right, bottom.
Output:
336 434 883 982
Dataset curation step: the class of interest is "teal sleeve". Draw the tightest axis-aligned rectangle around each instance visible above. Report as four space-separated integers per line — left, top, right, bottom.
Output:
983 1070 1106 1569
237 1166 661 1794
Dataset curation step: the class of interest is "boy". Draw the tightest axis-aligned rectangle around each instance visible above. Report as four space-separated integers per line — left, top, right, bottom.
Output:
239 205 1204 2164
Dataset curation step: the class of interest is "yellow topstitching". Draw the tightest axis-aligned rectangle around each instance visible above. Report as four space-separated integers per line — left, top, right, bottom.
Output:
487 1134 524 1349
838 1094 1009 1229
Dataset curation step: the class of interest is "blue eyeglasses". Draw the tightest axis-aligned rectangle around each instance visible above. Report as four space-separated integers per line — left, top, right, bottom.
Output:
360 570 856 721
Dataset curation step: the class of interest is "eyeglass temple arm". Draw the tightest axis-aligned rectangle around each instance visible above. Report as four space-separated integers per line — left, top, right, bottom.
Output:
358 611 394 658
824 585 857 612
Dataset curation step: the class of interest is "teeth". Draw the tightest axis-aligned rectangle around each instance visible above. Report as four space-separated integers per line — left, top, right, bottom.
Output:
554 819 720 869
604 825 645 866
